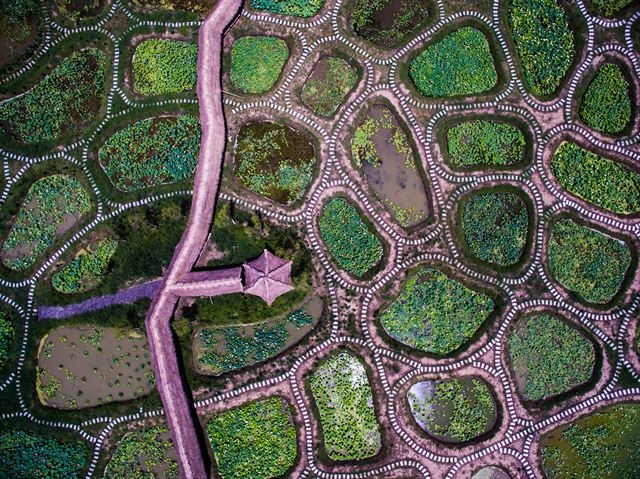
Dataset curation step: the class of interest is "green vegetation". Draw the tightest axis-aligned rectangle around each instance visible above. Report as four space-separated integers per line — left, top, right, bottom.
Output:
318 197 383 278
51 238 118 294
551 142 640 214
309 351 381 460
408 377 496 442
230 36 289 94
301 56 357 117
250 0 325 17
409 27 497 97
579 63 631 134
542 405 640 479
350 0 430 47
380 267 494 355
0 48 106 144
132 39 197 96
460 190 530 267
234 121 316 205
588 0 634 16
0 0 39 70
2 174 91 271
0 429 87 478
103 425 178 479
53 0 102 20
445 119 526 169
509 0 575 96
508 313 595 401
0 310 15 370
98 115 201 192
131 0 216 13
207 397 297 479
548 219 631 304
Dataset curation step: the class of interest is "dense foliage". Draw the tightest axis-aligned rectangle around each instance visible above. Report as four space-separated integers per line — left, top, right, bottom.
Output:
461 190 529 267
98 115 201 192
548 219 631 304
509 0 575 96
446 119 526 169
54 0 101 21
318 197 383 278
207 397 297 479
309 352 381 460
508 313 594 401
350 0 430 47
2 174 91 271
0 429 87 478
230 36 289 94
588 0 634 16
234 121 316 204
409 27 497 97
542 405 640 479
380 267 494 355
579 63 631 134
301 56 357 117
103 425 178 479
0 48 106 144
132 39 198 96
0 311 15 370
52 238 118 294
131 0 216 13
250 0 325 17
551 141 640 214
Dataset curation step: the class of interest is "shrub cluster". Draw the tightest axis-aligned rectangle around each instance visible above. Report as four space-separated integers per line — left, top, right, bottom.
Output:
132 39 198 96
350 0 430 47
0 311 15 370
579 63 631 134
588 0 634 17
250 0 325 17
301 56 357 117
51 238 118 294
54 0 101 21
131 0 215 13
230 36 288 94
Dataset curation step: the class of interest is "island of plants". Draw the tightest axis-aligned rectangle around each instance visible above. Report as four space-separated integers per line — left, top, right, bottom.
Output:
229 36 289 94
301 56 358 117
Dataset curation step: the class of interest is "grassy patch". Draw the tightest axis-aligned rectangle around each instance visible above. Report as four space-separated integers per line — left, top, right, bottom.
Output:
98 115 200 192
0 310 15 371
318 197 383 278
588 0 634 16
380 267 494 355
309 351 381 460
508 313 595 401
579 63 631 134
52 238 117 294
130 0 215 13
250 0 325 17
301 56 357 117
460 190 530 268
409 26 497 97
207 397 297 479
1 174 91 271
132 39 197 95
234 121 316 205
230 36 288 94
551 141 640 215
508 0 575 97
445 119 526 169
548 219 631 304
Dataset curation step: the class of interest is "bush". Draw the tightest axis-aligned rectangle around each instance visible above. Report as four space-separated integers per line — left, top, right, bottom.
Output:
98 115 201 192
0 311 15 370
445 119 526 169
579 63 631 134
380 267 494 355
51 238 118 294
132 39 197 96
0 48 106 144
460 190 529 267
301 56 357 117
588 0 634 16
350 0 430 47
508 0 575 96
230 36 288 94
548 219 631 304
409 27 497 97
318 197 383 278
207 397 297 479
1 174 91 271
250 0 324 17
508 313 594 401
309 351 381 460
551 141 640 215
53 0 101 20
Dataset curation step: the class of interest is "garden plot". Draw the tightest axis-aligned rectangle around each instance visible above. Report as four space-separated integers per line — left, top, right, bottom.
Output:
233 121 317 205
579 63 632 134
98 115 201 192
472 466 511 479
53 0 105 20
309 351 381 461
129 0 216 13
52 237 117 294
1 174 91 272
207 396 297 479
132 39 198 96
0 309 15 374
301 56 358 117
351 104 430 228
193 297 323 375
407 376 496 443
380 267 495 355
0 0 41 71
251 0 325 17
541 404 640 479
37 325 155 409
230 36 289 94
350 0 430 48
508 313 595 402
587 0 635 17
